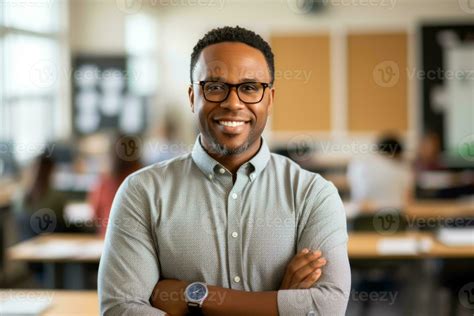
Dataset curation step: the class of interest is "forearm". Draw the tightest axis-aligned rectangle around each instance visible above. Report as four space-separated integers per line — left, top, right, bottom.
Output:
150 280 278 316
203 285 278 316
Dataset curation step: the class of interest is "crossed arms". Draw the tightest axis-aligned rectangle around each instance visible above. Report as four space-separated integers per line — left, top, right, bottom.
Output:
98 176 351 316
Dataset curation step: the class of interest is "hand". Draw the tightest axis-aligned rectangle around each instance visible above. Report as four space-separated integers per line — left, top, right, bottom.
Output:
150 279 189 316
279 248 326 290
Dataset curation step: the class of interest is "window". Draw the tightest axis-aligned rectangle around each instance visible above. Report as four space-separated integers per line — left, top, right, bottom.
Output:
0 0 65 164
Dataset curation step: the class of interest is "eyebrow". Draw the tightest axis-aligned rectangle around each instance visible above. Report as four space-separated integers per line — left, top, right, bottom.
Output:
202 77 261 83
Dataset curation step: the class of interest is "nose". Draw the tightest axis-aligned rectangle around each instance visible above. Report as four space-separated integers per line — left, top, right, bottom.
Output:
220 86 245 110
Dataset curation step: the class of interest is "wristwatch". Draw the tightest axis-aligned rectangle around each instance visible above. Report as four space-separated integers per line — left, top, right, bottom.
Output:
184 282 208 315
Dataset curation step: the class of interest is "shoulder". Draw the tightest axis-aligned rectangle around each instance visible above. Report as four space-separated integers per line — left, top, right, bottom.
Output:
125 152 193 189
268 152 337 196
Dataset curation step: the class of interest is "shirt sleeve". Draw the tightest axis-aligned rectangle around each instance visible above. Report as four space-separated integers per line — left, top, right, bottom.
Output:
98 175 166 315
277 177 351 316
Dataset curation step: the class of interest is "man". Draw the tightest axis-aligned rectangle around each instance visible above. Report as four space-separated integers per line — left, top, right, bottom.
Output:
99 26 350 316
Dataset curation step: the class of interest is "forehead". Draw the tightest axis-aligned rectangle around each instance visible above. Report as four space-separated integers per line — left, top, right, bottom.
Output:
194 42 270 82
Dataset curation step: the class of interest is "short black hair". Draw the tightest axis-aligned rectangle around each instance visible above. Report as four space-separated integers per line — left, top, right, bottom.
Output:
190 26 275 84
377 136 404 158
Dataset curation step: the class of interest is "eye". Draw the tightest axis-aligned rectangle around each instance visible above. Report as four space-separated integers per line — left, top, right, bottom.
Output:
240 83 260 92
205 82 226 92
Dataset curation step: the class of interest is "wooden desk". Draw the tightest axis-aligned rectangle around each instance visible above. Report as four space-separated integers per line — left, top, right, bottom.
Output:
405 200 474 219
8 234 103 289
0 290 98 315
8 233 103 263
348 232 474 259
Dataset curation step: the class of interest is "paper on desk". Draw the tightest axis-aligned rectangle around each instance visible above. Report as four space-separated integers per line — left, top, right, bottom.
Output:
376 237 419 255
0 297 51 315
437 228 474 247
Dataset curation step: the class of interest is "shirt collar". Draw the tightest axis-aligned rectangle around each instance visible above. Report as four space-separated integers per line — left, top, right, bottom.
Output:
191 133 271 180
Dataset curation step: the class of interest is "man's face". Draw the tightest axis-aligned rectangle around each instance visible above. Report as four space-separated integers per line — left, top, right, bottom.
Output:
189 42 274 156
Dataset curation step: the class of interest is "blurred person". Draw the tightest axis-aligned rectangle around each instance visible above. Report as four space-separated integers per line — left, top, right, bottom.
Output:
14 151 67 240
99 26 350 316
415 130 444 171
88 135 142 237
142 113 188 165
347 135 412 210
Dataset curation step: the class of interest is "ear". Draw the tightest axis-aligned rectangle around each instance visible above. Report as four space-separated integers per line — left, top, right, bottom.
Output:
188 85 195 113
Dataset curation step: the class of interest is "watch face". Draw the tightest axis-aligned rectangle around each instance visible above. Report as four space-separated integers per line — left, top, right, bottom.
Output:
186 283 207 301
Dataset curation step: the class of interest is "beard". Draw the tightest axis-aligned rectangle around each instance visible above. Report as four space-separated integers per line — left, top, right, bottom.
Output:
205 127 257 157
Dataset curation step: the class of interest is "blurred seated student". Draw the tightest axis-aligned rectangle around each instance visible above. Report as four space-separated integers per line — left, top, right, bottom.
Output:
414 130 444 171
14 151 67 240
347 135 412 211
142 114 188 165
88 136 142 237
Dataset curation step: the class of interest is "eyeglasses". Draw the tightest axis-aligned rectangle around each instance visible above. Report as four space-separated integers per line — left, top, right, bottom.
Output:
193 81 271 104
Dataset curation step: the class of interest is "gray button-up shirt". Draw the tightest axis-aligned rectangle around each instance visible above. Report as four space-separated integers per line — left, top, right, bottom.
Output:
98 134 351 316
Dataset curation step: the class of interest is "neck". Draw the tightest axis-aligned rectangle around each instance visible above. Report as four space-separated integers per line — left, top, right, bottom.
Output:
202 137 262 175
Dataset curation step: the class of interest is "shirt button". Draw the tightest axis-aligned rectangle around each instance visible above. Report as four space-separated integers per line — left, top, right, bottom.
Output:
208 174 214 180
233 276 240 283
249 173 255 181
231 231 238 238
219 168 225 174
231 192 238 199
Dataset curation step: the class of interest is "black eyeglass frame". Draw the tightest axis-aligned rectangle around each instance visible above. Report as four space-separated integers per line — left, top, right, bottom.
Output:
192 81 272 104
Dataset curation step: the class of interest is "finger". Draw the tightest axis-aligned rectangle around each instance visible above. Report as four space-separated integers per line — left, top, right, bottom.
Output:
281 248 310 289
297 268 322 289
288 257 326 288
288 250 322 274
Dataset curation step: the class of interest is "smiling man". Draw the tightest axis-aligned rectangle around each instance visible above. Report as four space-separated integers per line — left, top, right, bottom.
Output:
98 26 350 316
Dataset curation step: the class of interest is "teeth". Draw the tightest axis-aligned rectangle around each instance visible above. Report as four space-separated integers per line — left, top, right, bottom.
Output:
219 121 245 127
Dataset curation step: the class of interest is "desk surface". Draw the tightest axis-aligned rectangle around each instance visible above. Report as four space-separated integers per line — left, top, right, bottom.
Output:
0 290 98 316
405 200 474 219
8 234 103 263
348 232 474 259
8 231 474 263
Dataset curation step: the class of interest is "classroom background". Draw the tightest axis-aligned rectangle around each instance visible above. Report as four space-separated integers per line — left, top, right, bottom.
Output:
0 0 473 315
